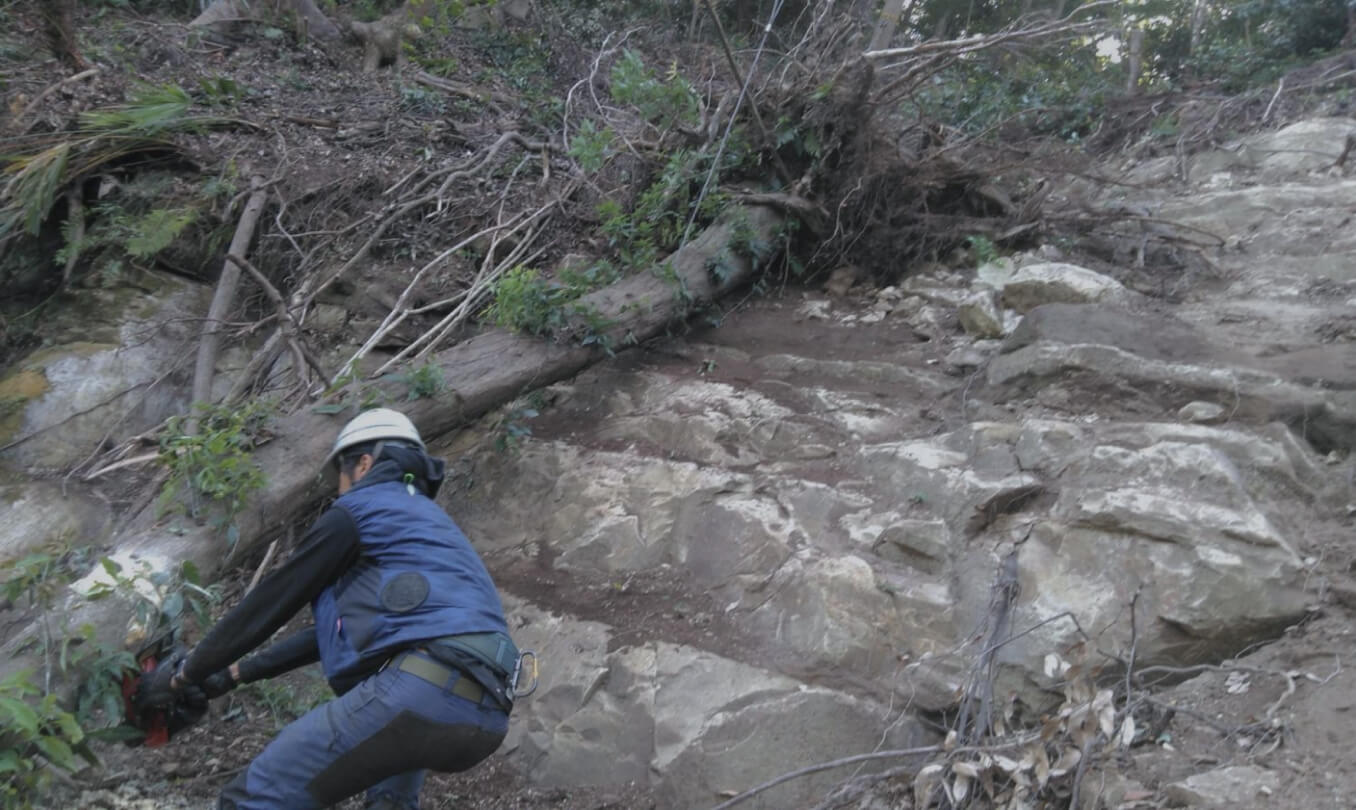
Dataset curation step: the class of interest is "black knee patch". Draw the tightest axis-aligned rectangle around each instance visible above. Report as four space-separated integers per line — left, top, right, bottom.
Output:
307 711 504 805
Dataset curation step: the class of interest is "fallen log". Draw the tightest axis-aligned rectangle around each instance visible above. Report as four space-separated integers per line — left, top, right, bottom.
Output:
0 204 783 683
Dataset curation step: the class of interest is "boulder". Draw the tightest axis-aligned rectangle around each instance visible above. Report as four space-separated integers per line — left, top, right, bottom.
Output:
503 599 928 809
900 272 970 308
1179 401 1228 424
944 341 1001 372
1164 765 1280 808
997 263 1127 313
1001 303 1224 364
957 289 1005 338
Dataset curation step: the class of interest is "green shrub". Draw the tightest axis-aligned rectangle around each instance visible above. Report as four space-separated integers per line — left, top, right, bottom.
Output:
609 50 700 130
568 119 615 173
398 363 446 400
0 670 88 808
483 266 568 336
158 401 270 543
916 46 1116 141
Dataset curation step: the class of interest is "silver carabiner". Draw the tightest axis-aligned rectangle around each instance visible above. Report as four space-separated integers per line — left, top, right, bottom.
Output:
510 651 539 698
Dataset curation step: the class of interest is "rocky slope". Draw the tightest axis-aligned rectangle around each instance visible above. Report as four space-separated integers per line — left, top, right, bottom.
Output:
441 117 1356 808
5 106 1356 808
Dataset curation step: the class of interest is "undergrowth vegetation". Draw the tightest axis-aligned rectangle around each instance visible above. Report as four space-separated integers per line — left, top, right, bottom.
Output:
158 401 271 545
1 542 221 806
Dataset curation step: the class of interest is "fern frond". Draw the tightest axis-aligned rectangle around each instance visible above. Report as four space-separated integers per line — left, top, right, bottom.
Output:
125 207 197 258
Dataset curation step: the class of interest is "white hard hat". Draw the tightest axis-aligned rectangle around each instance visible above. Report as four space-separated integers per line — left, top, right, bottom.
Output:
328 408 425 464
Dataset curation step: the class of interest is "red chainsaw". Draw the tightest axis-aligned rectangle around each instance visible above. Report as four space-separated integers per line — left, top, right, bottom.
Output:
120 630 207 747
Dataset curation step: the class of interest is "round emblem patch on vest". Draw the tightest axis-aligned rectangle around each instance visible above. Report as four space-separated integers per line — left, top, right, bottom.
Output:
381 571 430 612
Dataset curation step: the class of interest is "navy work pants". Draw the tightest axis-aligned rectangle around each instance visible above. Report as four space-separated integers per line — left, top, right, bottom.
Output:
219 653 508 809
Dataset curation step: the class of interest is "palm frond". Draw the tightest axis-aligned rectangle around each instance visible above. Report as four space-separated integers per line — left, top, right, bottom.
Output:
0 82 222 240
1 142 71 237
79 84 198 135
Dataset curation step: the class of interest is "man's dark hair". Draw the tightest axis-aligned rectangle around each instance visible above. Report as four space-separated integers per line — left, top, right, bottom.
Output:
334 441 378 477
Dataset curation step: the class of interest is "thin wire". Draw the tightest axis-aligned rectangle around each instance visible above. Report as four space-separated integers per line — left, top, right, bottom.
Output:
678 0 789 249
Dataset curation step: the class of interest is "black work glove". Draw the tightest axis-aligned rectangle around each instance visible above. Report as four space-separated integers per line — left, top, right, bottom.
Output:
201 668 239 700
168 683 209 736
133 653 186 712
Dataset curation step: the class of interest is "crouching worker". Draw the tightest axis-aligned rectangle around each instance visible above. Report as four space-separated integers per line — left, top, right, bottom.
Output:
135 408 519 810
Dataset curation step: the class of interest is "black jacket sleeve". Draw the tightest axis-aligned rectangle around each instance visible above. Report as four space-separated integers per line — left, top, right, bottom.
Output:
181 505 360 684
235 628 320 683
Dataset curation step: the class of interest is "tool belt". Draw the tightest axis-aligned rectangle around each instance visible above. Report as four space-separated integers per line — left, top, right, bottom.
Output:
395 632 518 714
395 652 488 704
431 632 520 676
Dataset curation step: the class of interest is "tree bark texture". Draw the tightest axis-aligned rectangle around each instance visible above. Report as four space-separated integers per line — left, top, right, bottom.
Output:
1126 27 1144 96
868 0 913 53
41 0 87 70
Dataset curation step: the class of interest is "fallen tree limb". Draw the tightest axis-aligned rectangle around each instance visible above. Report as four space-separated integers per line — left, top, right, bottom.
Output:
225 253 327 388
188 176 268 432
862 0 1113 62
14 67 99 135
0 204 784 685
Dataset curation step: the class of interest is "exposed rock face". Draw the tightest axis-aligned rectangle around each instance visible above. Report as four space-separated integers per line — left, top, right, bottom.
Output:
0 479 114 562
0 269 208 473
445 305 1340 805
0 270 210 560
504 599 927 808
989 304 1356 452
437 120 1356 806
995 261 1129 312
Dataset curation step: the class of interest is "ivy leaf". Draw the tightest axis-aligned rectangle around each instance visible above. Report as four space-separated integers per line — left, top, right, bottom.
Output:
88 725 146 743
0 697 40 735
34 735 76 769
54 711 84 744
162 591 184 620
0 749 21 773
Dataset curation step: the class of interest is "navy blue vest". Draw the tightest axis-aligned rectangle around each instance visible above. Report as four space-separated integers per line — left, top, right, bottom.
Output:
312 478 509 687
